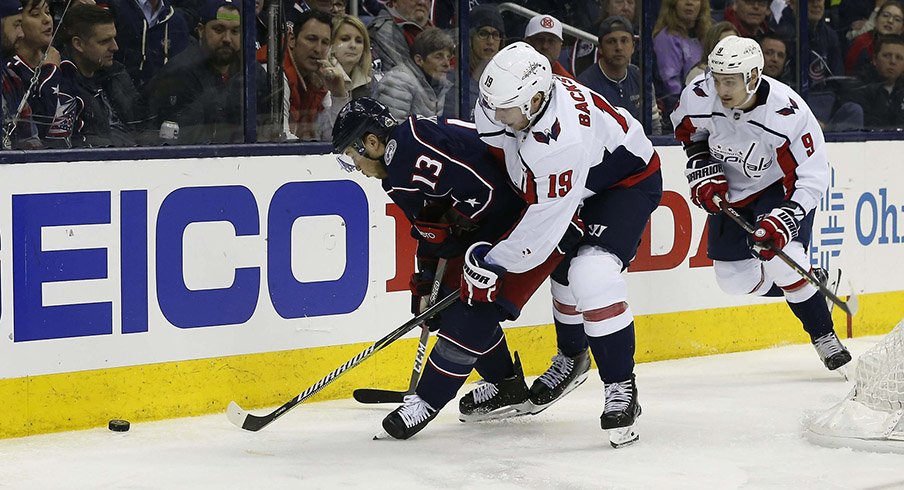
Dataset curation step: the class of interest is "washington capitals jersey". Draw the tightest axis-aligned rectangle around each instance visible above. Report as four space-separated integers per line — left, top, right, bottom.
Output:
671 74 829 213
475 75 659 273
383 115 526 258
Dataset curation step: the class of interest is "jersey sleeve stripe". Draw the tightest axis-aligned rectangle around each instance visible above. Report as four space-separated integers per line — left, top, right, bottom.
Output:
775 140 799 201
585 147 659 191
674 115 697 144
519 153 539 205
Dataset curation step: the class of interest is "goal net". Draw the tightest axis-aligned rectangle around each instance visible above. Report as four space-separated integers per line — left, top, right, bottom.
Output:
807 319 904 453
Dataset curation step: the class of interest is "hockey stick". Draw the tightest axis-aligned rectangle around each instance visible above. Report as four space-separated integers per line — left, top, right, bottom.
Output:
226 290 460 432
353 258 448 404
714 196 856 316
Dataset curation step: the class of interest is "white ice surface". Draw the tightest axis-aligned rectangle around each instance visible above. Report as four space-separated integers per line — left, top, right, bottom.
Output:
2 336 903 490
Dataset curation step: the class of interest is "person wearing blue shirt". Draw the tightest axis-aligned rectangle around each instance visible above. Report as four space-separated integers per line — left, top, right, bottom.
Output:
577 16 662 134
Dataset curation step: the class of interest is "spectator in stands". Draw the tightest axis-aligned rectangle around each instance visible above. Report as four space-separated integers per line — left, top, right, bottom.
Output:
524 14 572 78
328 0 343 15
849 34 904 129
840 0 888 43
600 0 639 26
684 20 737 83
282 9 348 140
1 0 42 148
146 0 274 143
465 4 504 120
653 0 710 117
10 0 65 140
724 0 772 38
103 0 192 91
55 3 143 147
16 0 60 67
567 0 639 77
784 0 863 131
329 14 373 100
375 26 452 120
369 0 431 73
577 16 662 133
759 32 791 84
846 0 904 75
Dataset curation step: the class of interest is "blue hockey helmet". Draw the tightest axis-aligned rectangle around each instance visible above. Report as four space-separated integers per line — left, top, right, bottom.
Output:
332 98 397 171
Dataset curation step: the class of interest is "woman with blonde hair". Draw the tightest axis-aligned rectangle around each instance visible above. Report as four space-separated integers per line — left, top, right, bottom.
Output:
653 0 712 108
329 14 375 99
684 21 738 84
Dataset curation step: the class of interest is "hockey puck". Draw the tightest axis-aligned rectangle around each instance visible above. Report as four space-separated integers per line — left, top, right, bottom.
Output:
108 419 130 432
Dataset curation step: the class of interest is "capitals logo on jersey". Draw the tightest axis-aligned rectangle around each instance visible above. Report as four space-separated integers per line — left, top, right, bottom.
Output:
776 98 799 116
692 79 708 98
711 141 774 178
532 119 561 144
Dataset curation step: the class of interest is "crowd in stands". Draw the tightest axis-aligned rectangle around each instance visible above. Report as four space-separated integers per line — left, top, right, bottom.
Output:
4 0 904 150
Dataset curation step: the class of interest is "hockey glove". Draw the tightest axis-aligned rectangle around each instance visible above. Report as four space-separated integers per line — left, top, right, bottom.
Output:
410 270 442 331
556 213 586 256
411 220 451 245
461 241 506 305
750 201 805 261
685 158 728 215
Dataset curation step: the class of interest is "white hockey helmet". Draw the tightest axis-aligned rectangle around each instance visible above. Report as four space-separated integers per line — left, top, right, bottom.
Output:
478 41 553 123
708 35 764 94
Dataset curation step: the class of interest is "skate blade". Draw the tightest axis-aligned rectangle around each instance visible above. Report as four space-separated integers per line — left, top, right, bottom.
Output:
459 402 533 423
834 365 850 382
373 429 394 440
608 425 639 449
529 374 591 414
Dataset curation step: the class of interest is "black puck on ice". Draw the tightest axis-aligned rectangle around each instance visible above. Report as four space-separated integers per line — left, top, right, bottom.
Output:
108 419 130 432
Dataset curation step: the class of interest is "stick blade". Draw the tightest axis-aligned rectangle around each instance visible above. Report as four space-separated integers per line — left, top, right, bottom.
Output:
353 388 407 404
226 401 251 429
845 291 859 317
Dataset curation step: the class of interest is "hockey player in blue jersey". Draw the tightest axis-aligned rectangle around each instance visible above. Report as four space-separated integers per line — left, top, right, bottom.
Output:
332 98 585 439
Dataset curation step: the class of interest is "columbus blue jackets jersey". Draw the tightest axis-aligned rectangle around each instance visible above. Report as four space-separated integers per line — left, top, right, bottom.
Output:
383 115 526 258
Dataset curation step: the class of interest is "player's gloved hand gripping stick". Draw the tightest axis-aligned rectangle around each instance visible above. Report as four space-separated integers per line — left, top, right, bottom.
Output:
226 289 459 431
352 258 448 404
713 195 857 316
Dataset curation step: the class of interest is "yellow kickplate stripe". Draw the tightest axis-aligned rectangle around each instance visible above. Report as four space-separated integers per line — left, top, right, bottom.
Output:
2 290 902 439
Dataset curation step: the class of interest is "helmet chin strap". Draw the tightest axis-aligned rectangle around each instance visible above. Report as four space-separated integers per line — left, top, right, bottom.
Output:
520 88 553 129
727 72 761 109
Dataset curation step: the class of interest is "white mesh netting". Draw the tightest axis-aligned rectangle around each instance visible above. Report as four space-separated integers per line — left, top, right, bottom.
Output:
807 319 904 453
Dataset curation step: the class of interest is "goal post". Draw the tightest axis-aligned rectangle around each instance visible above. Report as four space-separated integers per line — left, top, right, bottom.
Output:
807 319 904 453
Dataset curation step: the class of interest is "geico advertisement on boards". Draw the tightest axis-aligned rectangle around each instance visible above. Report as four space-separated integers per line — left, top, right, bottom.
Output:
0 147 901 378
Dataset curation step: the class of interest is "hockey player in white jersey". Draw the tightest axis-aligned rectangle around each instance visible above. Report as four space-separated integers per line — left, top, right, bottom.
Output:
463 42 663 447
670 36 852 372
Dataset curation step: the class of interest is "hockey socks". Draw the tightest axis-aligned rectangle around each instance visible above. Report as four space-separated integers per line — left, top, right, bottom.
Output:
588 322 636 384
554 319 589 357
473 331 515 383
416 347 473 411
787 291 834 341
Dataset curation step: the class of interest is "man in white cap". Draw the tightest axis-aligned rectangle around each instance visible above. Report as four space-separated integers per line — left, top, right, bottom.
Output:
524 14 573 78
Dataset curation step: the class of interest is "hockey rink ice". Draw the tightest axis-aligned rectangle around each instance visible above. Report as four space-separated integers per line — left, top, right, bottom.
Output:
1 335 901 489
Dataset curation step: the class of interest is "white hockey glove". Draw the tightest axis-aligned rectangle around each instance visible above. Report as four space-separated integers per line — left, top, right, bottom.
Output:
461 241 506 305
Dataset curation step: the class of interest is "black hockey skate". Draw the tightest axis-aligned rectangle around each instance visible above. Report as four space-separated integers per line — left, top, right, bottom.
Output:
600 374 641 448
378 394 438 440
459 352 532 422
812 332 852 371
528 349 591 413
